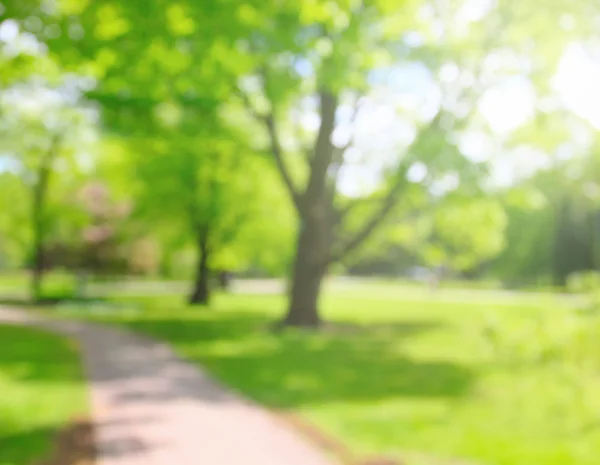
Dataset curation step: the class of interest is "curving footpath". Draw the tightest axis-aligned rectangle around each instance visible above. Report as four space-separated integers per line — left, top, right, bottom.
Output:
0 307 335 465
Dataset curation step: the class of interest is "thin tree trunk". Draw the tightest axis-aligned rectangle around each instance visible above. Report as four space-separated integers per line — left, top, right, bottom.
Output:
31 254 44 302
31 179 47 303
189 229 211 305
30 137 59 302
218 270 232 292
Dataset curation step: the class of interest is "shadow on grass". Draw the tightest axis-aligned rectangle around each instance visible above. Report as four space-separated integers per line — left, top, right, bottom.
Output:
108 308 476 409
1 418 158 465
0 296 108 308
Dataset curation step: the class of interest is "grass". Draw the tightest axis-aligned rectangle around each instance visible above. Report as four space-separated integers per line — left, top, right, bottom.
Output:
48 280 600 464
0 271 80 303
0 325 87 465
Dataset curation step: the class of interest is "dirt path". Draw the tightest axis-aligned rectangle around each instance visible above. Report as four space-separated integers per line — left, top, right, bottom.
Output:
0 307 335 465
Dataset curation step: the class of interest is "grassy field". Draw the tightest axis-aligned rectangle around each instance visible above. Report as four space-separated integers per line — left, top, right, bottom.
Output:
0 325 87 465
50 279 599 465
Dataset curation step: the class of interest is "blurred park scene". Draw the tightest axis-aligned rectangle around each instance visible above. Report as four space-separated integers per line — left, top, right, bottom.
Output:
2 0 600 464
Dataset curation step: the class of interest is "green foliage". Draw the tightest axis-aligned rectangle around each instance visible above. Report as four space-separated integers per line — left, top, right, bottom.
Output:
129 127 295 274
0 77 98 269
491 139 600 288
423 198 508 271
491 202 554 286
3 0 593 288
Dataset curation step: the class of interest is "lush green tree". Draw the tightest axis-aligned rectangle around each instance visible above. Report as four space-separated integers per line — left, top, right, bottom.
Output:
9 0 273 303
233 0 568 326
491 188 554 287
128 123 294 304
0 81 96 300
487 98 600 287
7 0 596 318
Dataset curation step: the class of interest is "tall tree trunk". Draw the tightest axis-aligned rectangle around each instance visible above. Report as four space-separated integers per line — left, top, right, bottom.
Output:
280 91 338 328
31 175 48 303
31 248 44 302
282 205 331 327
30 137 59 302
218 270 232 292
189 229 211 305
284 239 327 327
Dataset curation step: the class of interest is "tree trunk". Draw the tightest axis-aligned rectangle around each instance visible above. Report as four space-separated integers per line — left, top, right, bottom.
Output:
31 189 46 302
282 209 330 328
30 139 58 302
218 270 232 292
252 85 407 327
31 202 45 302
189 230 210 305
31 251 44 302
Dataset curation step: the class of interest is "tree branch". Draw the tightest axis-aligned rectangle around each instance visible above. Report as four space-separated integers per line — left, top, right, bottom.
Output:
336 196 376 222
303 90 339 206
264 113 304 213
329 160 412 264
328 94 363 170
236 89 264 122
328 94 366 212
237 89 304 213
289 104 315 164
339 94 364 150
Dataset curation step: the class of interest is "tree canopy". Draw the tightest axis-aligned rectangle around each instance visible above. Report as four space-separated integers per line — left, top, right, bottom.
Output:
1 0 599 316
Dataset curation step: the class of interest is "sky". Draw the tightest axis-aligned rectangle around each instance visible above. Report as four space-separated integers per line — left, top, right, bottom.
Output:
333 43 600 197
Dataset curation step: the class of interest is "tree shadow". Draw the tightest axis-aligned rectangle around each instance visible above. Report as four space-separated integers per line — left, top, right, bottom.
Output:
1 305 476 465
0 417 162 465
108 309 476 409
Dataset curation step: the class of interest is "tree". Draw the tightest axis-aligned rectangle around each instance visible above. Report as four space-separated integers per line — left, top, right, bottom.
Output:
0 81 96 300
490 187 554 287
19 0 271 304
490 104 600 287
233 0 540 326
129 123 292 305
13 0 594 317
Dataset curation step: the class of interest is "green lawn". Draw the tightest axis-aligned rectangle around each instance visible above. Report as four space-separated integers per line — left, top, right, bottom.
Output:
62 281 599 465
0 325 87 465
0 271 79 303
